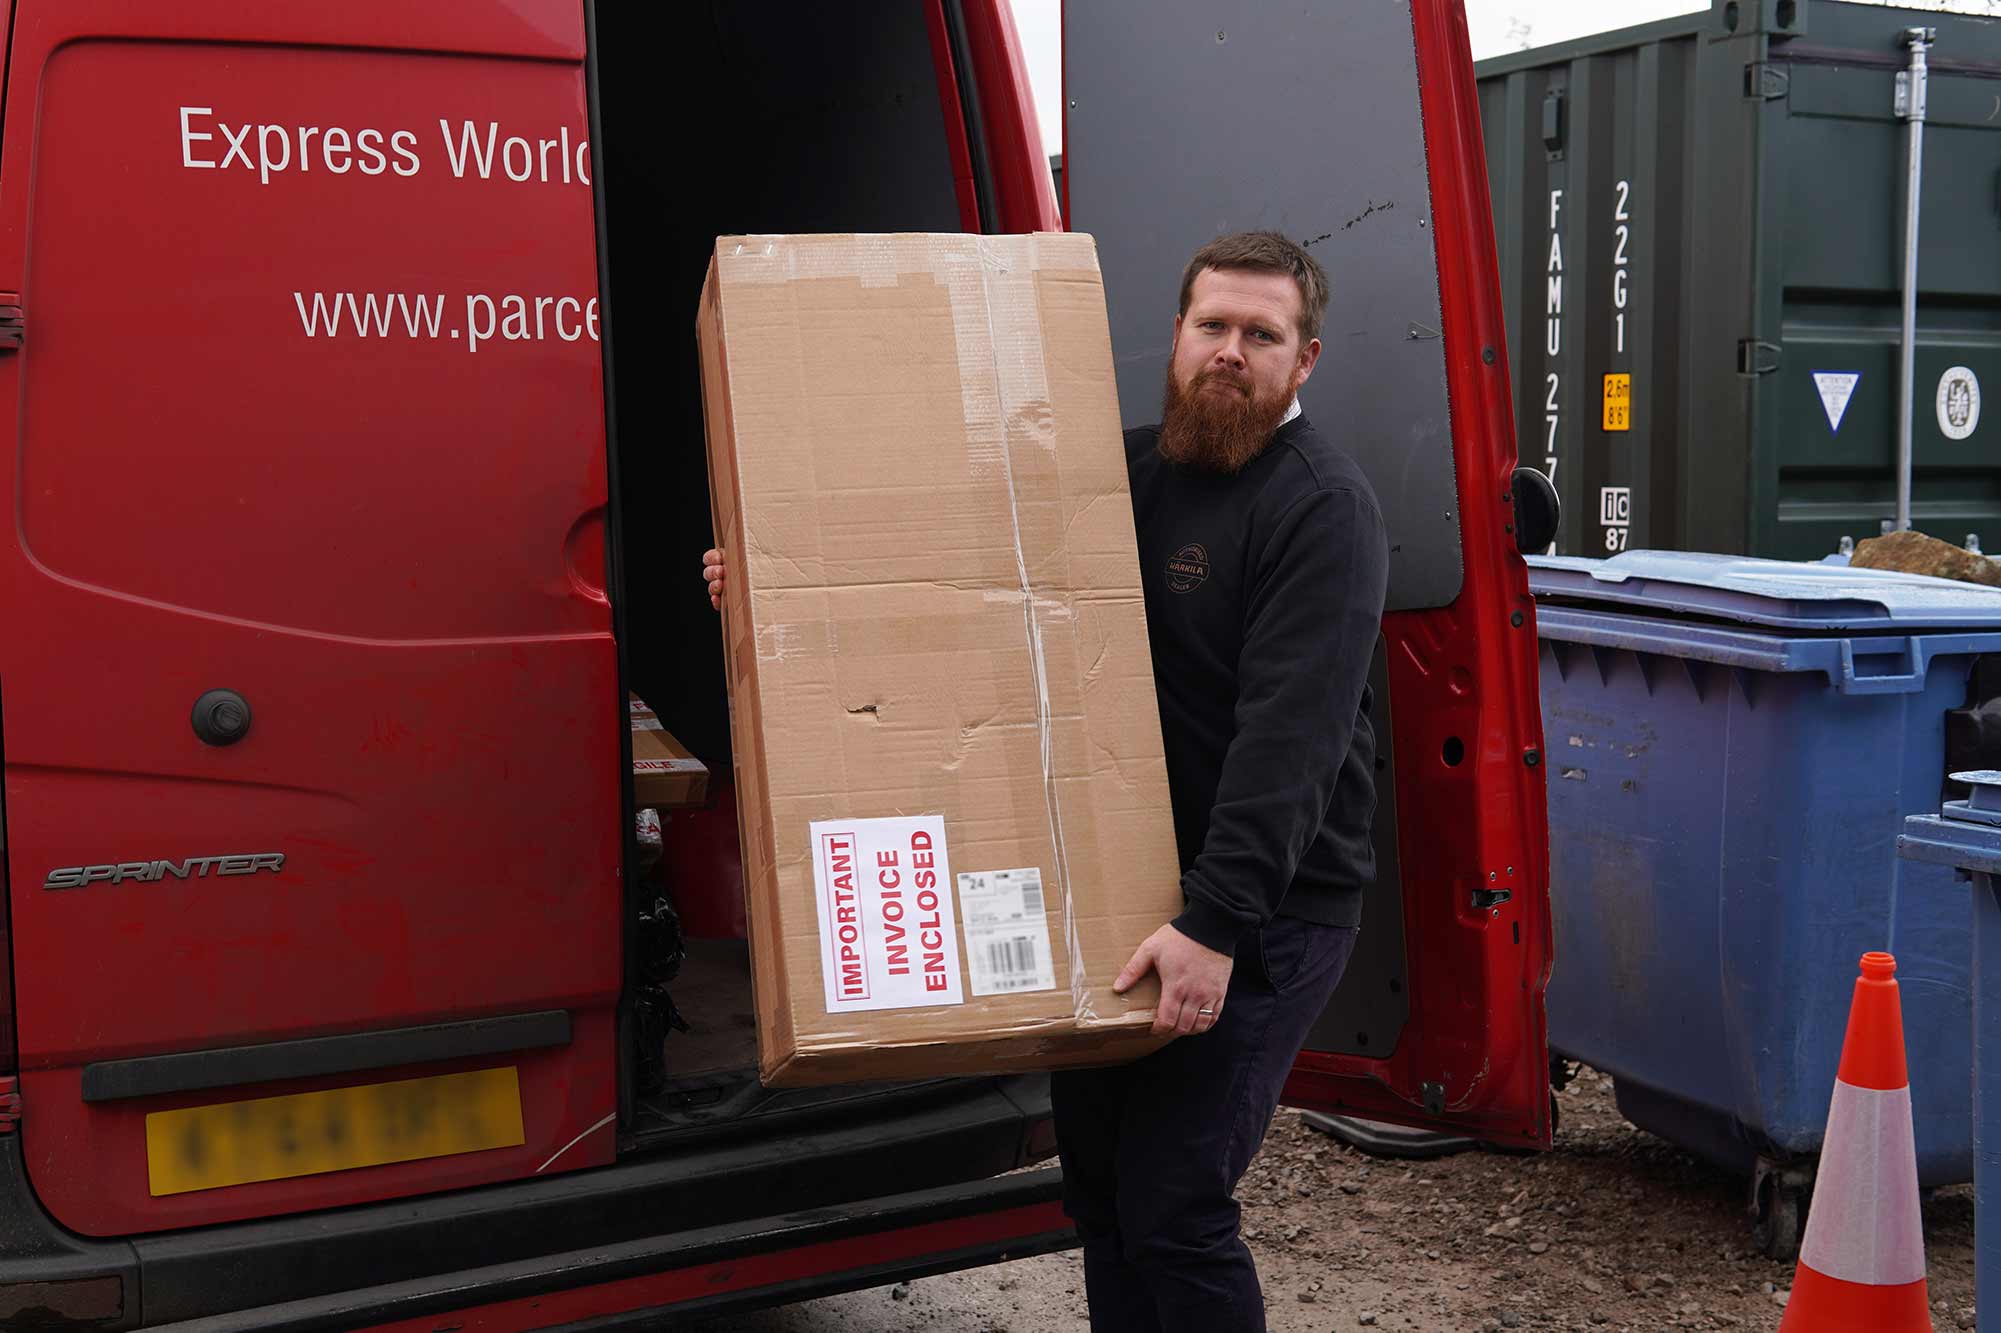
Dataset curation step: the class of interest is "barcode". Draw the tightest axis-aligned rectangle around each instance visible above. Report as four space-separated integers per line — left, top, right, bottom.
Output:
959 866 1055 996
985 936 1041 987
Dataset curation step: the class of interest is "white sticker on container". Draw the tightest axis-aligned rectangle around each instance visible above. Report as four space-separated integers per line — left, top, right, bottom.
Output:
957 867 1057 996
808 815 962 1013
1939 366 1982 442
1812 371 1860 434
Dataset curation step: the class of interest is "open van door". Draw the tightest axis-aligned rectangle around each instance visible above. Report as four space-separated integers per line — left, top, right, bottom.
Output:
1065 0 1555 1148
0 0 627 1237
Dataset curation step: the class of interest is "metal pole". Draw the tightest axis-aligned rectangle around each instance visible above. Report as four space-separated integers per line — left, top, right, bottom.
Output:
1895 27 1935 533
1978 870 2001 1327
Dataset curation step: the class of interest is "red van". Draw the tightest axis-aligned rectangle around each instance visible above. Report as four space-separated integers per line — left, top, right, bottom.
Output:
0 2 1552 1328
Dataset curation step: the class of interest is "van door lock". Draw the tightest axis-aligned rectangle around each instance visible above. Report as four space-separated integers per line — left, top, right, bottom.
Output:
192 690 253 747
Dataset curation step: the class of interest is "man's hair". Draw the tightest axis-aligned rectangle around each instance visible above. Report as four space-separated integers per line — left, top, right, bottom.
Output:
1176 230 1330 345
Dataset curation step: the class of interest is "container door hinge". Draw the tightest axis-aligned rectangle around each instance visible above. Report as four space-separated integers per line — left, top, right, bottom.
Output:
0 296 24 351
0 1076 20 1133
1745 62 1790 100
1738 340 1782 376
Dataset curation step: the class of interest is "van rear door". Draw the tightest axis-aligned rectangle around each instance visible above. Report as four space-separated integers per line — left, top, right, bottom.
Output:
1065 0 1556 1148
0 0 625 1235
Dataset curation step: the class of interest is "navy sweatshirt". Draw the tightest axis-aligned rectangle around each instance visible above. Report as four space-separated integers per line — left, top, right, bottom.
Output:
1125 414 1391 955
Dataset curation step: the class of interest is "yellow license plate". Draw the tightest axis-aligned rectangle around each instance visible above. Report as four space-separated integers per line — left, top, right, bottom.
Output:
146 1066 525 1197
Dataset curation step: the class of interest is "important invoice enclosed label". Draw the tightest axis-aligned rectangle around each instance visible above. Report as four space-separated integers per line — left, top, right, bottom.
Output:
808 815 964 1012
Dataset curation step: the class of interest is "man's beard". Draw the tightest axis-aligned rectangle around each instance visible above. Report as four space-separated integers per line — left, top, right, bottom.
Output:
1156 363 1299 474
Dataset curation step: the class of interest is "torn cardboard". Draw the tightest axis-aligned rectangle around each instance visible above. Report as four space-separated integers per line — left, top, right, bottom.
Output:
629 695 709 810
696 232 1180 1086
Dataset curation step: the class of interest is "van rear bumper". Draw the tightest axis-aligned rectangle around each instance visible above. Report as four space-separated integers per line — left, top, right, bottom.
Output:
154 1169 1073 1332
0 1074 1058 1329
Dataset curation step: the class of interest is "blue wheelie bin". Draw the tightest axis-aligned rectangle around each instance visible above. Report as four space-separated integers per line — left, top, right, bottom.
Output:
1900 772 2001 1319
1529 550 2001 1253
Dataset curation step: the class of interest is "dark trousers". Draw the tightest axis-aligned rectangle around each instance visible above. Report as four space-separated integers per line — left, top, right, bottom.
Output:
1050 915 1358 1333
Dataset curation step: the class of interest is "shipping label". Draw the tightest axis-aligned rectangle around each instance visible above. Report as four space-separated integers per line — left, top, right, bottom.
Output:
958 867 1057 997
808 816 963 1013
632 758 705 774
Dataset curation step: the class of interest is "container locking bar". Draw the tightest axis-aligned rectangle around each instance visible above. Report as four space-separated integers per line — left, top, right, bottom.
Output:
1894 26 1936 534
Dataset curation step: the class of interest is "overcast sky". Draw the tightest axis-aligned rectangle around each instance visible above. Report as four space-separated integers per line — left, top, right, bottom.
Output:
1011 0 2001 156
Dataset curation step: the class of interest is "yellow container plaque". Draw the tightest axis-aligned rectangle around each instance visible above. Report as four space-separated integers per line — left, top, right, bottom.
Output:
1603 373 1632 432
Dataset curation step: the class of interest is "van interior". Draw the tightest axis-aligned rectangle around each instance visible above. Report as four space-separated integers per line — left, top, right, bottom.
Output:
594 1 1418 1152
595 3 974 1145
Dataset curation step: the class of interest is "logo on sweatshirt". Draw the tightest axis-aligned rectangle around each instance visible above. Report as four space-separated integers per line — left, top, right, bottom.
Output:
1166 543 1211 594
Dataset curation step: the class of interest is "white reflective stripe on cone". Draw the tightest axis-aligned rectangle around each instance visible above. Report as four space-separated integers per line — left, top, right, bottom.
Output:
1798 1081 1926 1287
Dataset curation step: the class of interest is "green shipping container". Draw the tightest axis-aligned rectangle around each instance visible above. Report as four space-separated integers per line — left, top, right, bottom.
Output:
1478 0 2001 560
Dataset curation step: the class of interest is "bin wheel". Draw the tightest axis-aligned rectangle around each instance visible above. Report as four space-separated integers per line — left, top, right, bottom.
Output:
1752 1177 1806 1261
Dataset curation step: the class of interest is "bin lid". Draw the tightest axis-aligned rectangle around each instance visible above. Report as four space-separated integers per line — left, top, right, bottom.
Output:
1527 550 2001 630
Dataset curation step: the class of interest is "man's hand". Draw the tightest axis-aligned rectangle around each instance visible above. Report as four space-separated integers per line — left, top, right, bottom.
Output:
702 548 727 611
1116 922 1233 1037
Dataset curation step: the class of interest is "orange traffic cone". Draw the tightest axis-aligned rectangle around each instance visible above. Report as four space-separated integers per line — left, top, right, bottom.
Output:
1779 952 1931 1332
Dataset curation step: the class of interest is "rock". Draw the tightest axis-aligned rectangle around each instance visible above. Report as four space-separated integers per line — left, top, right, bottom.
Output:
1588 1315 1608 1327
1298 1291 1318 1303
1958 1312 1977 1330
1624 1274 1651 1294
1359 1315 1379 1327
1581 1278 1605 1295
1529 1241 1551 1255
1773 1289 1791 1309
1680 1302 1700 1316
891 1282 912 1301
1500 1313 1523 1329
1341 1182 1364 1196
1850 529 2001 588
1762 1283 1776 1296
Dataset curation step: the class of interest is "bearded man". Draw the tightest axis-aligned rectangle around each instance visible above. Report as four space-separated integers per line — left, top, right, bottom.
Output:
699 230 1388 1332
1050 229 1389 1333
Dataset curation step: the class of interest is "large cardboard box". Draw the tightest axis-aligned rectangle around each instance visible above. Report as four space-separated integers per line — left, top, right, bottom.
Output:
697 232 1181 1086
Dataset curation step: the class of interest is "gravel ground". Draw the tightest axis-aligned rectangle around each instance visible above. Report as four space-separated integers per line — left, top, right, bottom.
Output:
693 1066 1978 1331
